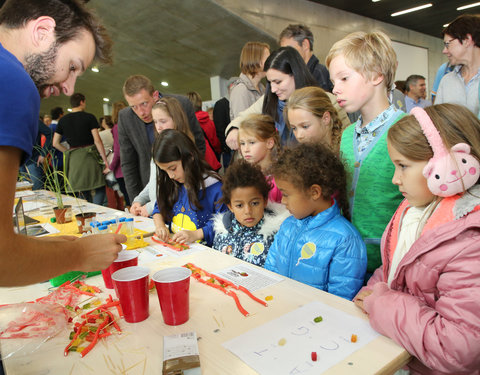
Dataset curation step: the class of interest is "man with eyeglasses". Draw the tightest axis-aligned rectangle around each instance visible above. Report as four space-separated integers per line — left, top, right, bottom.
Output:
435 14 480 117
118 75 205 205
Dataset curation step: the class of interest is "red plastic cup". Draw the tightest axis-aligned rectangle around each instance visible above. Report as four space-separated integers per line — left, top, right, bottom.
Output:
152 267 192 326
112 266 150 323
102 247 137 289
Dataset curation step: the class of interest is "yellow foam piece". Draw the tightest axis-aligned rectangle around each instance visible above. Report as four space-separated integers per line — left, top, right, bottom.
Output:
32 216 150 250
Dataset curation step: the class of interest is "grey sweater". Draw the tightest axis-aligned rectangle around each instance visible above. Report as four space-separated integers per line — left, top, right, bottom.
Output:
436 67 479 116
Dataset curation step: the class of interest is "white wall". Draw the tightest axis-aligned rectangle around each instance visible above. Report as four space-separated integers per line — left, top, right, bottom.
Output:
213 0 446 92
392 41 429 87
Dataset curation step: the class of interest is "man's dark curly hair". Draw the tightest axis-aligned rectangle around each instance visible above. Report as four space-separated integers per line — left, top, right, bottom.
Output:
271 143 350 220
220 159 271 206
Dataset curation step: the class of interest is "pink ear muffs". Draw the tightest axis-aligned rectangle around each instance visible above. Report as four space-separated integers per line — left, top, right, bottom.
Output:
411 107 480 197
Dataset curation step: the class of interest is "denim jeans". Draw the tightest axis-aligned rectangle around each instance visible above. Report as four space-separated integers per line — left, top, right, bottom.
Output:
20 159 44 190
78 186 106 206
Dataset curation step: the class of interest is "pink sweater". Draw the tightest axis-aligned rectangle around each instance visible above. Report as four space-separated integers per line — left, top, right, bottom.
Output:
361 190 480 375
267 175 282 203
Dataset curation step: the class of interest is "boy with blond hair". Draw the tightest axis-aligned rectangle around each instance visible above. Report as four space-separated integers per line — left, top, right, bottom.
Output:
326 31 404 275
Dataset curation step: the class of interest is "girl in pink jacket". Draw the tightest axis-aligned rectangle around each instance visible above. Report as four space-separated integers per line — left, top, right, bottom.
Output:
354 104 480 375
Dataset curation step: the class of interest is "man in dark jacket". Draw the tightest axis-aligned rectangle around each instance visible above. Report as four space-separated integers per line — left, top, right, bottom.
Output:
279 24 333 92
118 75 205 202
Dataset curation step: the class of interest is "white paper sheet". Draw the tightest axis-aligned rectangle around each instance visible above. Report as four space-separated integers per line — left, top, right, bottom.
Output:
150 241 206 258
137 246 171 264
213 264 283 292
14 190 35 198
223 301 380 375
19 201 50 213
132 216 156 233
34 223 60 237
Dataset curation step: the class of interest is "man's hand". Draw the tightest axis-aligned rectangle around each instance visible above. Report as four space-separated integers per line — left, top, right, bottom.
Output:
76 233 126 271
36 155 45 167
226 128 239 151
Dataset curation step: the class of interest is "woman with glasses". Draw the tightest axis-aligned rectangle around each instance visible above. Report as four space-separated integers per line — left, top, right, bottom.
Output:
435 14 480 118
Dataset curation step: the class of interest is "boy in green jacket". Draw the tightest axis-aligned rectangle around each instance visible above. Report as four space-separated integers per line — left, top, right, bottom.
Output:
326 31 404 275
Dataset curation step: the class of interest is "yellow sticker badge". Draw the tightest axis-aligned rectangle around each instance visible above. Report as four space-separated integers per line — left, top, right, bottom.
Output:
171 213 197 233
250 242 265 256
296 242 316 266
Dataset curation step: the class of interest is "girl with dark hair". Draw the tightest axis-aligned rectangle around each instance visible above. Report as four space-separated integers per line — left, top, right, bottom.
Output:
151 129 227 246
262 46 317 144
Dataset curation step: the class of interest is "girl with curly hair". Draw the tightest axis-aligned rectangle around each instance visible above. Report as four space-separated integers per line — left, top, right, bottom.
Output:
265 143 367 299
212 159 289 266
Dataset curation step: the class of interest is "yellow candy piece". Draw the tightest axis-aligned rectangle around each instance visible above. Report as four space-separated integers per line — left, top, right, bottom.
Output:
265 295 273 301
278 338 286 346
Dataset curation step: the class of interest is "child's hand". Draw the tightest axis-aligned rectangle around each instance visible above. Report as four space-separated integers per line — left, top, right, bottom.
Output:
130 202 142 216
155 226 170 241
172 229 203 244
353 289 373 314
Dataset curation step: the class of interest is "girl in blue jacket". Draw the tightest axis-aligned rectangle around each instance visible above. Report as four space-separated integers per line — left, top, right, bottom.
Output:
152 129 226 246
265 143 367 300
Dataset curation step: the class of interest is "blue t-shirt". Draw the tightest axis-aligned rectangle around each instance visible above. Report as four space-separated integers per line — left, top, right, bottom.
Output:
0 43 39 164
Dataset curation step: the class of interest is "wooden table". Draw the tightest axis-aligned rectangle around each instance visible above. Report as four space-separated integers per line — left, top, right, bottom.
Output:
1 195 410 374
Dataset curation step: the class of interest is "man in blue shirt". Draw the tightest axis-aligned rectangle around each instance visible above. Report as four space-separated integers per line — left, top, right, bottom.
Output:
405 74 432 113
0 0 125 286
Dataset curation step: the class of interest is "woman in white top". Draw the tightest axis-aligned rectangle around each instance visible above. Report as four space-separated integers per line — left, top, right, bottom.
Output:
436 14 480 117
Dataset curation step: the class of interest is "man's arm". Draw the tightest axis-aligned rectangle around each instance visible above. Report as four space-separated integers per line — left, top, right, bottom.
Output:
52 132 67 153
118 109 142 201
0 146 126 286
91 128 110 173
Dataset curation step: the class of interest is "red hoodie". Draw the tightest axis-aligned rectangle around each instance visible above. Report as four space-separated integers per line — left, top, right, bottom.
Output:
195 111 221 154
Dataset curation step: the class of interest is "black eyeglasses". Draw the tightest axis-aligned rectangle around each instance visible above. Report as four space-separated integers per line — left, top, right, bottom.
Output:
443 38 455 49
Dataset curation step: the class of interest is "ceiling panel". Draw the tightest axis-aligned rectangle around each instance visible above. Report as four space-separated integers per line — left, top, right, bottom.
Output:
309 0 474 39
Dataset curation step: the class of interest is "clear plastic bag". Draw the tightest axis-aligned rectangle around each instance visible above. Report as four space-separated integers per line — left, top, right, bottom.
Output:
0 303 67 359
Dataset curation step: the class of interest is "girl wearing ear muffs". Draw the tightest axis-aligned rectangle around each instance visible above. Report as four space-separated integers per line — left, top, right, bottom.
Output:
354 104 480 374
